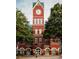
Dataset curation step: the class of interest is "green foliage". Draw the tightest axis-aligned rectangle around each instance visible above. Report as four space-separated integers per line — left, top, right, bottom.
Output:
43 3 62 39
16 9 33 44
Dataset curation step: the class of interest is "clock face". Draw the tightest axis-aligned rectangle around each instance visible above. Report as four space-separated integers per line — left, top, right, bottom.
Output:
36 9 41 15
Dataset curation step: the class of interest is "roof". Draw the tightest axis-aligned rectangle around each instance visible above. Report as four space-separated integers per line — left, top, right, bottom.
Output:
33 0 44 8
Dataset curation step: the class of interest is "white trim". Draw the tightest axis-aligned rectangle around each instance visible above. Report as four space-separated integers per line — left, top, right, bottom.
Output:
19 47 25 51
51 48 57 51
35 47 42 54
36 47 42 50
44 48 50 51
26 48 31 51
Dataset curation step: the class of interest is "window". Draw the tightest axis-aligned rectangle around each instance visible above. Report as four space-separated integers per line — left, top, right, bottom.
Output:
37 19 39 24
36 19 38 24
40 19 42 24
39 38 42 42
39 19 41 24
39 19 42 24
39 29 42 34
35 29 38 34
34 19 43 24
35 38 38 43
34 19 36 24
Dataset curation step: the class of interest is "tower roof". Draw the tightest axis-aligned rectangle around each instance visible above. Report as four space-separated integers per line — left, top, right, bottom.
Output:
33 0 44 8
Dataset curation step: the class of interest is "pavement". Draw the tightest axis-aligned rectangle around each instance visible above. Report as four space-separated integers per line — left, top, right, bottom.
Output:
16 55 61 59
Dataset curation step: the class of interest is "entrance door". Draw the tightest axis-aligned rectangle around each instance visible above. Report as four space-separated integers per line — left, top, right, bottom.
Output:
45 48 50 56
19 48 25 55
51 48 56 55
35 47 41 56
26 48 31 56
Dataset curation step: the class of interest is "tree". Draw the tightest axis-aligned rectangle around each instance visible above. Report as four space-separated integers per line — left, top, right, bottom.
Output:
43 3 62 39
16 9 33 44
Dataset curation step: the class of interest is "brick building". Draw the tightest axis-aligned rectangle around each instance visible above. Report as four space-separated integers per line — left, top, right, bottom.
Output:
32 0 61 55
16 0 61 56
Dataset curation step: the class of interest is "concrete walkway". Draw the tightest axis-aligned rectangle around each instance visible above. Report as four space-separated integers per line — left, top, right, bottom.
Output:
16 56 61 59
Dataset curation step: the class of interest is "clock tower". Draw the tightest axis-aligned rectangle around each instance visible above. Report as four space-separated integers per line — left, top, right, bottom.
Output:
32 0 44 48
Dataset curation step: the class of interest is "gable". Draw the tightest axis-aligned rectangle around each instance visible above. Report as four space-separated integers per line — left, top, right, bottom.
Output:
33 2 44 8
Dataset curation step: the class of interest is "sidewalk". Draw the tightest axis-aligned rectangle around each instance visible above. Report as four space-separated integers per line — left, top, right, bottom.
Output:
16 55 61 59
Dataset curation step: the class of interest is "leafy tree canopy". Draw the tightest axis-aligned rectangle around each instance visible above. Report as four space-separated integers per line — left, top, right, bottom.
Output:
16 9 33 44
43 3 62 39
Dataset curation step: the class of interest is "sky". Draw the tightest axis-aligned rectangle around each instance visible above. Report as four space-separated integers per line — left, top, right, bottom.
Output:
16 0 62 25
